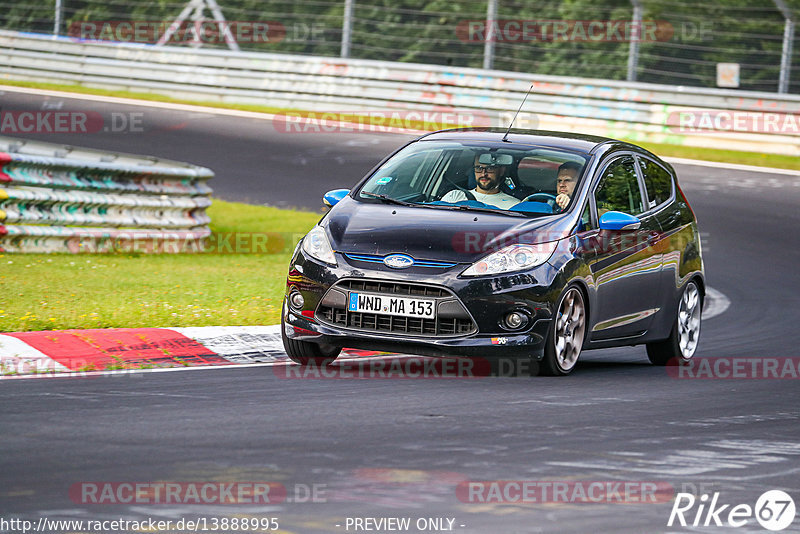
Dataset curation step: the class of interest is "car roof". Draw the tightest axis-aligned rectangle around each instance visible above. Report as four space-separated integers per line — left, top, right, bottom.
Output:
419 128 626 155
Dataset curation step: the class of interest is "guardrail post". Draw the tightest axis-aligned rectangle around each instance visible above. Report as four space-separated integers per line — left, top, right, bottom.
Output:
341 0 354 58
53 0 62 37
627 0 642 82
773 0 795 93
482 0 498 70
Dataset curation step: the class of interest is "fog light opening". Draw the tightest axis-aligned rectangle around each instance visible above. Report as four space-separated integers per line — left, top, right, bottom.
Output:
289 290 305 310
504 311 527 330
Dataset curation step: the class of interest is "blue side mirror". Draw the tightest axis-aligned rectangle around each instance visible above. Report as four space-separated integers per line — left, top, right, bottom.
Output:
323 189 350 208
598 211 641 231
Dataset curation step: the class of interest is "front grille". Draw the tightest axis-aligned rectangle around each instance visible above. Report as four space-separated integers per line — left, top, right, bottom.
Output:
316 279 476 337
339 279 449 298
317 308 474 336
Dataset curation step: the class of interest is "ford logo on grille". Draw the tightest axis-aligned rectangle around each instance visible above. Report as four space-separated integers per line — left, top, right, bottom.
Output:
384 254 414 269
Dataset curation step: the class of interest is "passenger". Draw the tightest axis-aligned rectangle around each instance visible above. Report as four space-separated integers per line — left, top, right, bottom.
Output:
440 155 519 209
555 161 581 210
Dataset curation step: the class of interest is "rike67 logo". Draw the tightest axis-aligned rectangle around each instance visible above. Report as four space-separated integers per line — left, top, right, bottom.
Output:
668 490 795 531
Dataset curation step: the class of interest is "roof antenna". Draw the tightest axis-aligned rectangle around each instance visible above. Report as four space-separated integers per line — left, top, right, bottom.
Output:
502 83 534 142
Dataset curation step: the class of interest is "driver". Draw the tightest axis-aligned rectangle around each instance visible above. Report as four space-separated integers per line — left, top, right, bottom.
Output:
440 154 519 209
554 161 581 210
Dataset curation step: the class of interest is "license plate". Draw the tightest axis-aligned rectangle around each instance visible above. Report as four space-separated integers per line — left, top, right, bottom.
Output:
348 292 435 319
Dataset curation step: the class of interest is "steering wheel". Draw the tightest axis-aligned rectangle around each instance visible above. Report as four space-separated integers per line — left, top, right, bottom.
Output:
522 192 557 203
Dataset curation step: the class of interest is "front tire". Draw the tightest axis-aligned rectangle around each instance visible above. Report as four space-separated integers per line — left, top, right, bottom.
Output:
281 310 341 366
541 286 587 376
646 280 702 365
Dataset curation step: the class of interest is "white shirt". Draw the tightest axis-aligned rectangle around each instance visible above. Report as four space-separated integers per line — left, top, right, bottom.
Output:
440 188 520 209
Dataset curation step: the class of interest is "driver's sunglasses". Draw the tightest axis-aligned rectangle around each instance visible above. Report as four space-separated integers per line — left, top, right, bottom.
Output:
474 165 499 173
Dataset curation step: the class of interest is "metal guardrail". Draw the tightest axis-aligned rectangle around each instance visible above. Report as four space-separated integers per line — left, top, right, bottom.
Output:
0 30 798 157
0 135 213 253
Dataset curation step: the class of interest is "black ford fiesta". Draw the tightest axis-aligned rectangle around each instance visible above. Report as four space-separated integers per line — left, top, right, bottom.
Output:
282 128 704 375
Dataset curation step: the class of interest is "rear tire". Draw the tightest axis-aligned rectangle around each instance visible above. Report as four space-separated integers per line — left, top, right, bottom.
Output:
540 286 587 376
281 309 341 366
647 280 702 365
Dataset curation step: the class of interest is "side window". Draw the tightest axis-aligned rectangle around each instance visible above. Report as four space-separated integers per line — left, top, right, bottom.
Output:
580 202 594 231
639 158 674 209
594 156 644 216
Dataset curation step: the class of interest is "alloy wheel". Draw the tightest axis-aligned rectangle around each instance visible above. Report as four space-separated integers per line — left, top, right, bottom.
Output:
677 282 701 359
554 288 586 372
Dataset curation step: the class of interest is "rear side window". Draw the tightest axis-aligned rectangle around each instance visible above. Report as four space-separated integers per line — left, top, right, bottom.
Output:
639 158 674 209
594 156 645 216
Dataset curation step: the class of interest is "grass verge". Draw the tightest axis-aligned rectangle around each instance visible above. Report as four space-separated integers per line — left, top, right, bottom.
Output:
0 200 322 332
4 80 797 171
621 139 800 171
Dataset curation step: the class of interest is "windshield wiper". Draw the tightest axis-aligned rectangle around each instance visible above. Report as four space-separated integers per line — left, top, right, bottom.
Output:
360 191 416 207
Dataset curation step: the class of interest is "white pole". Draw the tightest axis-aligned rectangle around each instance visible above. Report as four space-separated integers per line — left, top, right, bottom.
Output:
773 0 794 93
627 0 642 82
341 0 354 58
482 0 497 70
53 0 62 36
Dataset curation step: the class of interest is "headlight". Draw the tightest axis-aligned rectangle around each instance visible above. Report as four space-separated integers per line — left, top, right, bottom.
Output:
461 242 557 277
301 226 337 265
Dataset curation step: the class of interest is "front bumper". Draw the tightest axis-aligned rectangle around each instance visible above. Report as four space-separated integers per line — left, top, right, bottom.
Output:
284 249 564 361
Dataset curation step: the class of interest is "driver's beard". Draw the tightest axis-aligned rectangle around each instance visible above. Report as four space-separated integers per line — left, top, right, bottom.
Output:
476 178 500 194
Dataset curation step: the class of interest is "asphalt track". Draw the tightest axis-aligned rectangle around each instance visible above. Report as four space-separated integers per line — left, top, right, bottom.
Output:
2 88 800 533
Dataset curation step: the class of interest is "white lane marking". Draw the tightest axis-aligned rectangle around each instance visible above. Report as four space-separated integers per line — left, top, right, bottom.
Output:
704 286 731 320
508 397 637 406
2 85 797 176
688 176 800 192
665 156 800 177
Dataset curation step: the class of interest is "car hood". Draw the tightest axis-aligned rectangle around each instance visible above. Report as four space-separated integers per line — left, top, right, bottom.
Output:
325 197 574 264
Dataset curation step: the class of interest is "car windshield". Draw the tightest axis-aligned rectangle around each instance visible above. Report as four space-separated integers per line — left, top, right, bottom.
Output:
356 140 588 216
